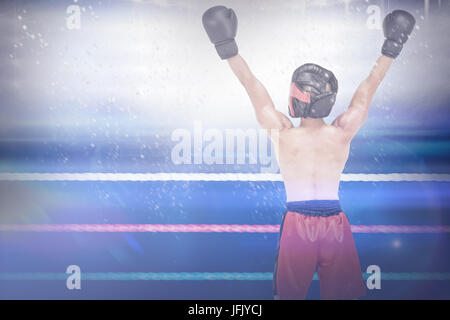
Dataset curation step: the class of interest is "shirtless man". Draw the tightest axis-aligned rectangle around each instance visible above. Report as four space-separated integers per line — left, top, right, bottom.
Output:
202 6 415 299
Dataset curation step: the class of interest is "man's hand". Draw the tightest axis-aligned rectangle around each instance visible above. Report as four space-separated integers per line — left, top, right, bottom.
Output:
202 6 238 60
381 10 415 59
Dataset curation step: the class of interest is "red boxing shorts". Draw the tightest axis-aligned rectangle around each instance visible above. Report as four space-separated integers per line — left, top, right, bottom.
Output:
273 200 365 300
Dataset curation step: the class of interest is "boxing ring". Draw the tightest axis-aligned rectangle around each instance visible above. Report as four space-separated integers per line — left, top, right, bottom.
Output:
1 0 449 300
0 169 449 299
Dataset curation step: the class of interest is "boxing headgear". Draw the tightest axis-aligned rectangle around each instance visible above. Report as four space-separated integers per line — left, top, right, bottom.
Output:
288 63 338 118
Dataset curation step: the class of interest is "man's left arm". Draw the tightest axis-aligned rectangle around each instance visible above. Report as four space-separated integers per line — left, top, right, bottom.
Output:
202 6 292 132
227 54 293 131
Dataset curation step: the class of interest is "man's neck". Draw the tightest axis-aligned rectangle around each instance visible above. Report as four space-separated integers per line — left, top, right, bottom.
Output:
299 117 326 128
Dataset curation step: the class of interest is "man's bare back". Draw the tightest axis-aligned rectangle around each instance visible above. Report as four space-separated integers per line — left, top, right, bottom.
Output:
276 123 349 201
227 54 392 202
202 6 413 204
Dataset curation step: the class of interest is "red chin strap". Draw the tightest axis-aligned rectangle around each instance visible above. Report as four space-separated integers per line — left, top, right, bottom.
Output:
289 82 311 116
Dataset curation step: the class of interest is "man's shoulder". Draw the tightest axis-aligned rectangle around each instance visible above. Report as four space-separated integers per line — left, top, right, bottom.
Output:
281 124 349 142
283 124 344 133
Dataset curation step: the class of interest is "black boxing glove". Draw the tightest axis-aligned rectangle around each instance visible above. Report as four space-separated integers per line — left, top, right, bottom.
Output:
382 10 416 59
202 6 238 60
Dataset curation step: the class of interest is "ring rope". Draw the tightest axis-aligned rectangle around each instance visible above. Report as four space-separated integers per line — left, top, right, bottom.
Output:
0 173 449 182
1 272 449 281
0 224 448 233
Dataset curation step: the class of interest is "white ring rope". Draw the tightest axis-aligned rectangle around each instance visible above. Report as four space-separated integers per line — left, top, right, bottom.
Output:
0 173 449 182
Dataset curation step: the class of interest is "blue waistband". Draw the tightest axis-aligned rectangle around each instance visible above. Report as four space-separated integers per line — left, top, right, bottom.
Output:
286 200 342 217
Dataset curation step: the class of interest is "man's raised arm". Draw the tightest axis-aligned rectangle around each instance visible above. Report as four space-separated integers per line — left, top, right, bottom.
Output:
227 55 293 131
202 6 292 131
332 55 392 139
333 10 415 140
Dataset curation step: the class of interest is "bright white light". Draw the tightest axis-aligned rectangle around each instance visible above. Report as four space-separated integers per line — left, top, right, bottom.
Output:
2 1 438 129
392 240 402 248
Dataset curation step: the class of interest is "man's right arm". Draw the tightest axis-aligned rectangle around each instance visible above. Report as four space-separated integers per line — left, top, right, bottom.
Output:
332 55 393 139
332 9 415 140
